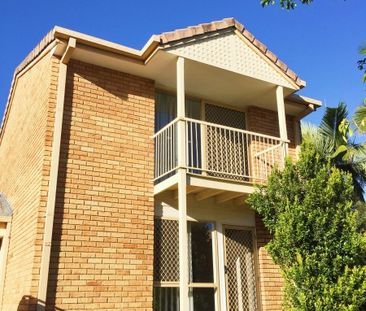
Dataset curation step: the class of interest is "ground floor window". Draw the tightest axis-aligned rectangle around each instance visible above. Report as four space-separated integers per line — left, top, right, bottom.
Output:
153 218 180 310
153 218 257 311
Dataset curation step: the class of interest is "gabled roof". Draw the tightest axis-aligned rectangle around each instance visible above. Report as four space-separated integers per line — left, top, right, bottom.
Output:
11 18 305 88
2 18 316 142
158 18 305 88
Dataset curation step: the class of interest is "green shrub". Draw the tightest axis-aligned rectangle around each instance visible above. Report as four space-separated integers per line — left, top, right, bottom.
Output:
248 142 366 310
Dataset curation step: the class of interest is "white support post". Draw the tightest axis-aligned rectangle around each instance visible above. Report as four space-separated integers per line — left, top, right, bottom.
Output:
275 86 289 158
0 221 11 307
200 101 207 176
217 223 228 311
176 56 189 311
293 117 301 159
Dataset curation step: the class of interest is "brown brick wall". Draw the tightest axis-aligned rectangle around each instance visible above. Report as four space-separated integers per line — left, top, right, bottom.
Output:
0 49 301 311
0 53 53 310
46 60 155 310
247 106 299 159
247 106 300 310
255 214 283 311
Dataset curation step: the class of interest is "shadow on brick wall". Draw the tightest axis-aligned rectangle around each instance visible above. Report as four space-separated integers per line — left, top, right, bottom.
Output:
17 296 65 311
45 62 75 310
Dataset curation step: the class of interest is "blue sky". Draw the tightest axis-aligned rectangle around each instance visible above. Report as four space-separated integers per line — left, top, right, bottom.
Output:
0 0 365 125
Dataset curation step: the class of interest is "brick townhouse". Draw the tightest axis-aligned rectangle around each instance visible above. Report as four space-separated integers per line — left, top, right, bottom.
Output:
0 18 320 311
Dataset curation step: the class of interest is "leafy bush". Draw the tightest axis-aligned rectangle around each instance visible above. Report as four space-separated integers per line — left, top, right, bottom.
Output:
248 142 366 310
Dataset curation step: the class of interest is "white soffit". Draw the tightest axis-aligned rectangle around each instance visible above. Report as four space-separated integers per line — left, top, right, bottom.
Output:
165 31 295 90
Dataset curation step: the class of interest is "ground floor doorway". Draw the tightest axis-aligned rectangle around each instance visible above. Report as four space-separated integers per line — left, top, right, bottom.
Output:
153 219 258 311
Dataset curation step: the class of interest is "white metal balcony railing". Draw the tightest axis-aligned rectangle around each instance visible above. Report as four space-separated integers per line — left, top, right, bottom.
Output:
153 118 285 185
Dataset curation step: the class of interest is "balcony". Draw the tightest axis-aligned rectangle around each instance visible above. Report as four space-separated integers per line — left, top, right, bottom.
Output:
154 117 286 196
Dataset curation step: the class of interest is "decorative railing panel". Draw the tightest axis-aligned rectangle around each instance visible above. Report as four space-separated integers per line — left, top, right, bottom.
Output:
154 118 285 184
154 120 179 182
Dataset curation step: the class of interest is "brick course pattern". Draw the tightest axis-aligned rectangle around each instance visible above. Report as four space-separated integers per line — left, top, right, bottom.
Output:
255 214 284 311
46 60 155 310
247 106 298 159
0 51 300 311
0 54 52 311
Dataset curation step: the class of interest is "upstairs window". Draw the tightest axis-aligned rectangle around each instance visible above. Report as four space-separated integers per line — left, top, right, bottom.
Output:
155 91 201 132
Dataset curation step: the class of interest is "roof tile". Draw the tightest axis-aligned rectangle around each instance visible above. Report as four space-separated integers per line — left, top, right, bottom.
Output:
233 20 245 33
242 29 255 42
253 39 268 54
201 22 216 33
286 69 297 81
265 50 278 63
275 59 288 73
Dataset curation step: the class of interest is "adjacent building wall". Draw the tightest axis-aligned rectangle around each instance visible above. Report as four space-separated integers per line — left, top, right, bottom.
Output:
0 53 53 311
46 60 155 310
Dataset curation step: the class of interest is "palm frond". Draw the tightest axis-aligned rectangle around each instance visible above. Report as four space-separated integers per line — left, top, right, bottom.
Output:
353 104 366 133
319 102 348 146
301 122 334 157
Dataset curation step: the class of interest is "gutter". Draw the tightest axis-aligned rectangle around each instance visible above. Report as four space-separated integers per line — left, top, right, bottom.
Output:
36 37 76 310
53 26 160 61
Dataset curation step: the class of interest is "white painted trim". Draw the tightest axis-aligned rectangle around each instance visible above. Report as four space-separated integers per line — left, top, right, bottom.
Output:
178 169 188 310
176 56 189 310
217 222 227 311
187 175 255 194
211 223 221 311
36 38 76 310
177 57 186 170
184 117 281 141
177 57 185 119
0 222 11 308
293 117 301 159
276 86 288 156
153 173 179 195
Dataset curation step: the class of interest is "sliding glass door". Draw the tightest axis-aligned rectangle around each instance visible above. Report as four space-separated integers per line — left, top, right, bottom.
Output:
153 219 258 311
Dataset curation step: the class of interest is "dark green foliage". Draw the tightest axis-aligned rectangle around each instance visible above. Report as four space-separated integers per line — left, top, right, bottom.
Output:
260 0 313 10
355 201 366 233
248 142 366 310
357 46 366 84
303 102 366 203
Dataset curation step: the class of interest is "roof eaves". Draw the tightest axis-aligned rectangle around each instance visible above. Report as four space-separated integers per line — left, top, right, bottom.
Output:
0 28 58 144
15 27 56 76
287 94 322 107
